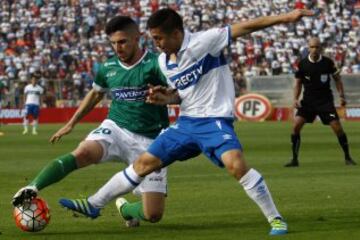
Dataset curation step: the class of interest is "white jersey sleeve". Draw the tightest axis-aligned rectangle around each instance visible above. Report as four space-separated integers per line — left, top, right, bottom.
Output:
198 26 231 56
158 28 235 118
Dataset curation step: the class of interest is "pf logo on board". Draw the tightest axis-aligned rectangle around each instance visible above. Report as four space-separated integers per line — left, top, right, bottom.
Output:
234 93 272 121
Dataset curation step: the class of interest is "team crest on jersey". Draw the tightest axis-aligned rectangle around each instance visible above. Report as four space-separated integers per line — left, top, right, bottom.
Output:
320 74 328 83
104 61 116 67
106 71 117 77
111 86 147 101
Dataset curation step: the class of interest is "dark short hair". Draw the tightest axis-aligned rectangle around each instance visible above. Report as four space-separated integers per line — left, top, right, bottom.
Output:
31 71 41 79
105 16 139 35
147 8 184 34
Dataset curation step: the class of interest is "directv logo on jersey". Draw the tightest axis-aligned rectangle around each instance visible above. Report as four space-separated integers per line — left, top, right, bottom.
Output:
111 86 147 101
171 64 203 90
169 54 227 90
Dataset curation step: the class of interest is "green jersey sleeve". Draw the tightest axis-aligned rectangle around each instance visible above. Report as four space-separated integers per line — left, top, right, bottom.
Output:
93 64 108 91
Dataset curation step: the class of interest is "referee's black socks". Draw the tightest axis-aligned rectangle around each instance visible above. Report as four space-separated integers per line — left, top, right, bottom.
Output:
337 133 351 160
291 134 301 163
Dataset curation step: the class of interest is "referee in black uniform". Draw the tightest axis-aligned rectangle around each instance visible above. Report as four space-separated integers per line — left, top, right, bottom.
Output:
285 37 356 167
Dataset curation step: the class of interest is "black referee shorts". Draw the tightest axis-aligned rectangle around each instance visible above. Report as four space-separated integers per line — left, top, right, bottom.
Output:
296 103 339 125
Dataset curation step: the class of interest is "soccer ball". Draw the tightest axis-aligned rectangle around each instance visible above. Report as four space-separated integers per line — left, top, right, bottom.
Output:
13 197 50 232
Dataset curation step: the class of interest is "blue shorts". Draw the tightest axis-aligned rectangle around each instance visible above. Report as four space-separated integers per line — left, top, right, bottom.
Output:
25 104 40 118
148 116 242 168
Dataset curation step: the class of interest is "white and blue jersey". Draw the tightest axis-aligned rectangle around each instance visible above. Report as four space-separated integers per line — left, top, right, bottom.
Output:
158 27 235 118
148 27 242 167
24 84 43 118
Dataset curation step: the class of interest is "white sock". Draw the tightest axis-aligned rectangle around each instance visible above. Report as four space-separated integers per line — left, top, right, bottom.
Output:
239 168 281 222
32 120 38 131
23 118 29 130
88 164 143 208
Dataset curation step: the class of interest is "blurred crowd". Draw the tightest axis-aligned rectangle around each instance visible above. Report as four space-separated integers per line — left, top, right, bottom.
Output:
0 0 359 107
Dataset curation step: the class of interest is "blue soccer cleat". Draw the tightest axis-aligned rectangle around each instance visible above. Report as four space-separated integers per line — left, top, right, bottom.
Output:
59 198 100 219
269 217 288 235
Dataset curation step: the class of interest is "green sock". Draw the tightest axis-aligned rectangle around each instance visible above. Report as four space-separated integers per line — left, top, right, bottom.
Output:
121 201 146 221
30 153 77 190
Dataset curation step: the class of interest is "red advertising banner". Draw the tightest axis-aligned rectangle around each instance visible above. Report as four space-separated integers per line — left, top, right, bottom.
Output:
0 106 181 124
270 107 293 121
1 105 357 124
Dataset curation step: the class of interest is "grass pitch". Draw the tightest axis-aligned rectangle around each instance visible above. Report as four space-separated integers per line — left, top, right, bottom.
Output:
0 121 359 240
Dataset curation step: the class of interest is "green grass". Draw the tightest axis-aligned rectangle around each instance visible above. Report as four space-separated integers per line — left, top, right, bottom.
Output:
0 121 359 240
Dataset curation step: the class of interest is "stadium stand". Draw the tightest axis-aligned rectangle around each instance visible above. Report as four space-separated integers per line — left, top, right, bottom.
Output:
0 0 359 107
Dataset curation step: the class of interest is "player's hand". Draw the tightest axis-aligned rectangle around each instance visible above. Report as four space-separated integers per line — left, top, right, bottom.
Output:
283 9 314 23
293 100 301 109
146 84 172 105
340 97 346 107
49 124 74 144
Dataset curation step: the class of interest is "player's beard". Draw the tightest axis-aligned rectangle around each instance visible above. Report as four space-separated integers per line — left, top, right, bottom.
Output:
310 53 320 61
118 47 141 65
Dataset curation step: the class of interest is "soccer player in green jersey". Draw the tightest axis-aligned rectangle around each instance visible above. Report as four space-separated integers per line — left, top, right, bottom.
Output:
13 16 173 226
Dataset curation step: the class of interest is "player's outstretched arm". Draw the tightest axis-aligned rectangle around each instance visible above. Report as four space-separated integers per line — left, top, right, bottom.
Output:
231 9 314 39
49 89 105 144
146 84 181 105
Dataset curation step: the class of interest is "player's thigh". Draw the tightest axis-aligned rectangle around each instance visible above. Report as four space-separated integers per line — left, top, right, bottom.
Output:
30 105 40 119
24 105 31 118
72 140 104 168
318 108 339 125
196 118 243 168
147 126 202 167
85 119 151 165
296 106 316 123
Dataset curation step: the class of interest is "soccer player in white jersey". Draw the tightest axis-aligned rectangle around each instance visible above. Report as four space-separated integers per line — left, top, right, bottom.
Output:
23 72 44 135
60 8 313 235
13 16 174 227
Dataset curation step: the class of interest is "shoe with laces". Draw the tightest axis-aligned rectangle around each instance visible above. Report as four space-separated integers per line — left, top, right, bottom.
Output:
59 198 100 219
12 186 38 207
269 217 288 235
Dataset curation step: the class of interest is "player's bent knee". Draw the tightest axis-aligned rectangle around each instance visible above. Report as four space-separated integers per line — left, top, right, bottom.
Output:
73 141 102 167
222 150 248 180
144 212 163 223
